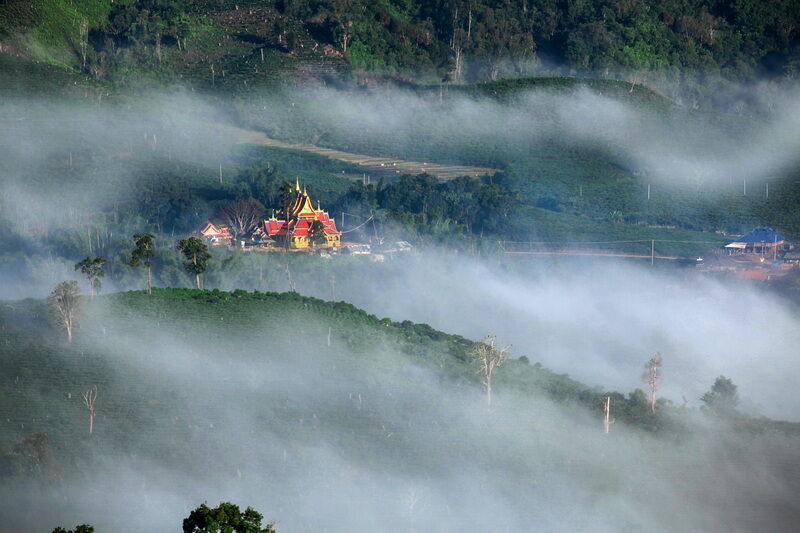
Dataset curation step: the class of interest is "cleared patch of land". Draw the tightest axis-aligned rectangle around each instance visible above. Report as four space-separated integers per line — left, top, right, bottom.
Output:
218 124 500 180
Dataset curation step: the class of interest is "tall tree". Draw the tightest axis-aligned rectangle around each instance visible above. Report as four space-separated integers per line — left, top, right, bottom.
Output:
219 199 265 241
642 352 663 413
280 181 296 251
48 281 82 343
183 502 276 533
177 236 211 289
74 257 106 298
701 376 739 416
82 386 98 435
309 219 328 247
129 233 156 294
468 334 509 406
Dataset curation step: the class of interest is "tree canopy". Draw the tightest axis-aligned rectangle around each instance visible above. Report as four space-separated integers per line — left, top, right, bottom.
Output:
183 502 276 533
701 375 740 416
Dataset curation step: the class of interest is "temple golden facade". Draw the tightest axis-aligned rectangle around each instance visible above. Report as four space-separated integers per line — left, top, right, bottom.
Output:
260 181 341 249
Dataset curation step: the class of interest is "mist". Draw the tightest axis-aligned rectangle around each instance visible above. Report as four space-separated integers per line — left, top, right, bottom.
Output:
1 294 799 532
252 83 800 188
3 79 800 531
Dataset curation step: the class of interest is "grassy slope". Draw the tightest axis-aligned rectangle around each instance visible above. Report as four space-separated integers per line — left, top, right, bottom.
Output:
0 288 682 465
1 288 795 469
0 0 112 65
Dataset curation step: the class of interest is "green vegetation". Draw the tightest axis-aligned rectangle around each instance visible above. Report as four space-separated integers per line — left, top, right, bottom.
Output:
184 502 275 533
0 288 793 466
52 525 94 533
2 0 799 106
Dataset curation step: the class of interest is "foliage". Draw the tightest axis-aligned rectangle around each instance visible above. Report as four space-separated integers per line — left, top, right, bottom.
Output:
177 236 211 288
309 219 327 247
3 0 800 104
130 233 156 293
75 256 107 296
0 433 61 481
183 502 275 533
701 375 740 416
52 525 94 533
130 234 156 268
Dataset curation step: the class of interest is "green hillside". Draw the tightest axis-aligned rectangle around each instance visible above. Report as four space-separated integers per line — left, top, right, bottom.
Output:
0 288 794 459
2 0 799 106
2 288 800 531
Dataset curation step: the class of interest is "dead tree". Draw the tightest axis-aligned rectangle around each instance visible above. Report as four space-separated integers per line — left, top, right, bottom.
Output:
219 199 265 241
82 386 98 435
642 352 663 413
47 280 83 342
603 396 613 434
468 335 509 406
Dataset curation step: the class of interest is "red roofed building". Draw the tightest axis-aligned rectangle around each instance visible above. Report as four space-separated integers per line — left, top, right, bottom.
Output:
259 181 341 249
198 221 233 245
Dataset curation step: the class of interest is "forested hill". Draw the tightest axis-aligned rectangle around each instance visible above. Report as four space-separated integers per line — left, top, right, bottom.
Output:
2 288 800 531
1 0 799 106
0 287 796 459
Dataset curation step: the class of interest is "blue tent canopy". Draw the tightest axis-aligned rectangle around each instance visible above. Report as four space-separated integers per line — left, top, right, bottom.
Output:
733 227 785 244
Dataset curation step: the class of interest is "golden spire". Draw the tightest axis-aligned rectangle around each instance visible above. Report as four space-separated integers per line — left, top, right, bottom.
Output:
295 178 300 191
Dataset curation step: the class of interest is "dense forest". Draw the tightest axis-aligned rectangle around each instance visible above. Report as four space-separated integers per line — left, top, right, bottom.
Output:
1 0 800 107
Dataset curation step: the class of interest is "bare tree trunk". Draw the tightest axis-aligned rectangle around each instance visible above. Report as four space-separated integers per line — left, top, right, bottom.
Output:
195 274 201 289
66 321 73 343
79 19 89 69
147 266 152 295
285 263 296 292
155 32 162 63
603 396 611 434
83 386 98 435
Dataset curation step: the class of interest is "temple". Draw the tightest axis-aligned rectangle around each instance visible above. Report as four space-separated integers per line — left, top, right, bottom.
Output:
198 221 233 245
259 180 341 248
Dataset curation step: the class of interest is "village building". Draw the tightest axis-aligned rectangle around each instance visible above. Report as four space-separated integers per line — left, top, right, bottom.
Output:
724 227 786 257
198 221 233 245
258 181 342 249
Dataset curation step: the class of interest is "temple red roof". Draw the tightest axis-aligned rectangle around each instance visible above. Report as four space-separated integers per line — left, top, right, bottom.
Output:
260 182 341 242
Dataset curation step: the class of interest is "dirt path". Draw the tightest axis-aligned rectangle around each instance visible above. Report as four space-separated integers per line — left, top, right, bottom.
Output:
218 124 500 180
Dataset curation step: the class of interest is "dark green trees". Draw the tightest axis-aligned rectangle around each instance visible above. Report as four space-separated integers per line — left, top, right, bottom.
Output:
129 233 156 294
309 219 328 247
183 502 275 533
74 257 106 298
177 236 211 289
52 525 93 533
701 376 740 416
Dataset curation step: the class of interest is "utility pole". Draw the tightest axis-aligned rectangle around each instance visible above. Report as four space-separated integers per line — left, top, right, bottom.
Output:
647 183 650 200
219 164 223 184
743 179 747 196
766 182 769 199
651 240 655 265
